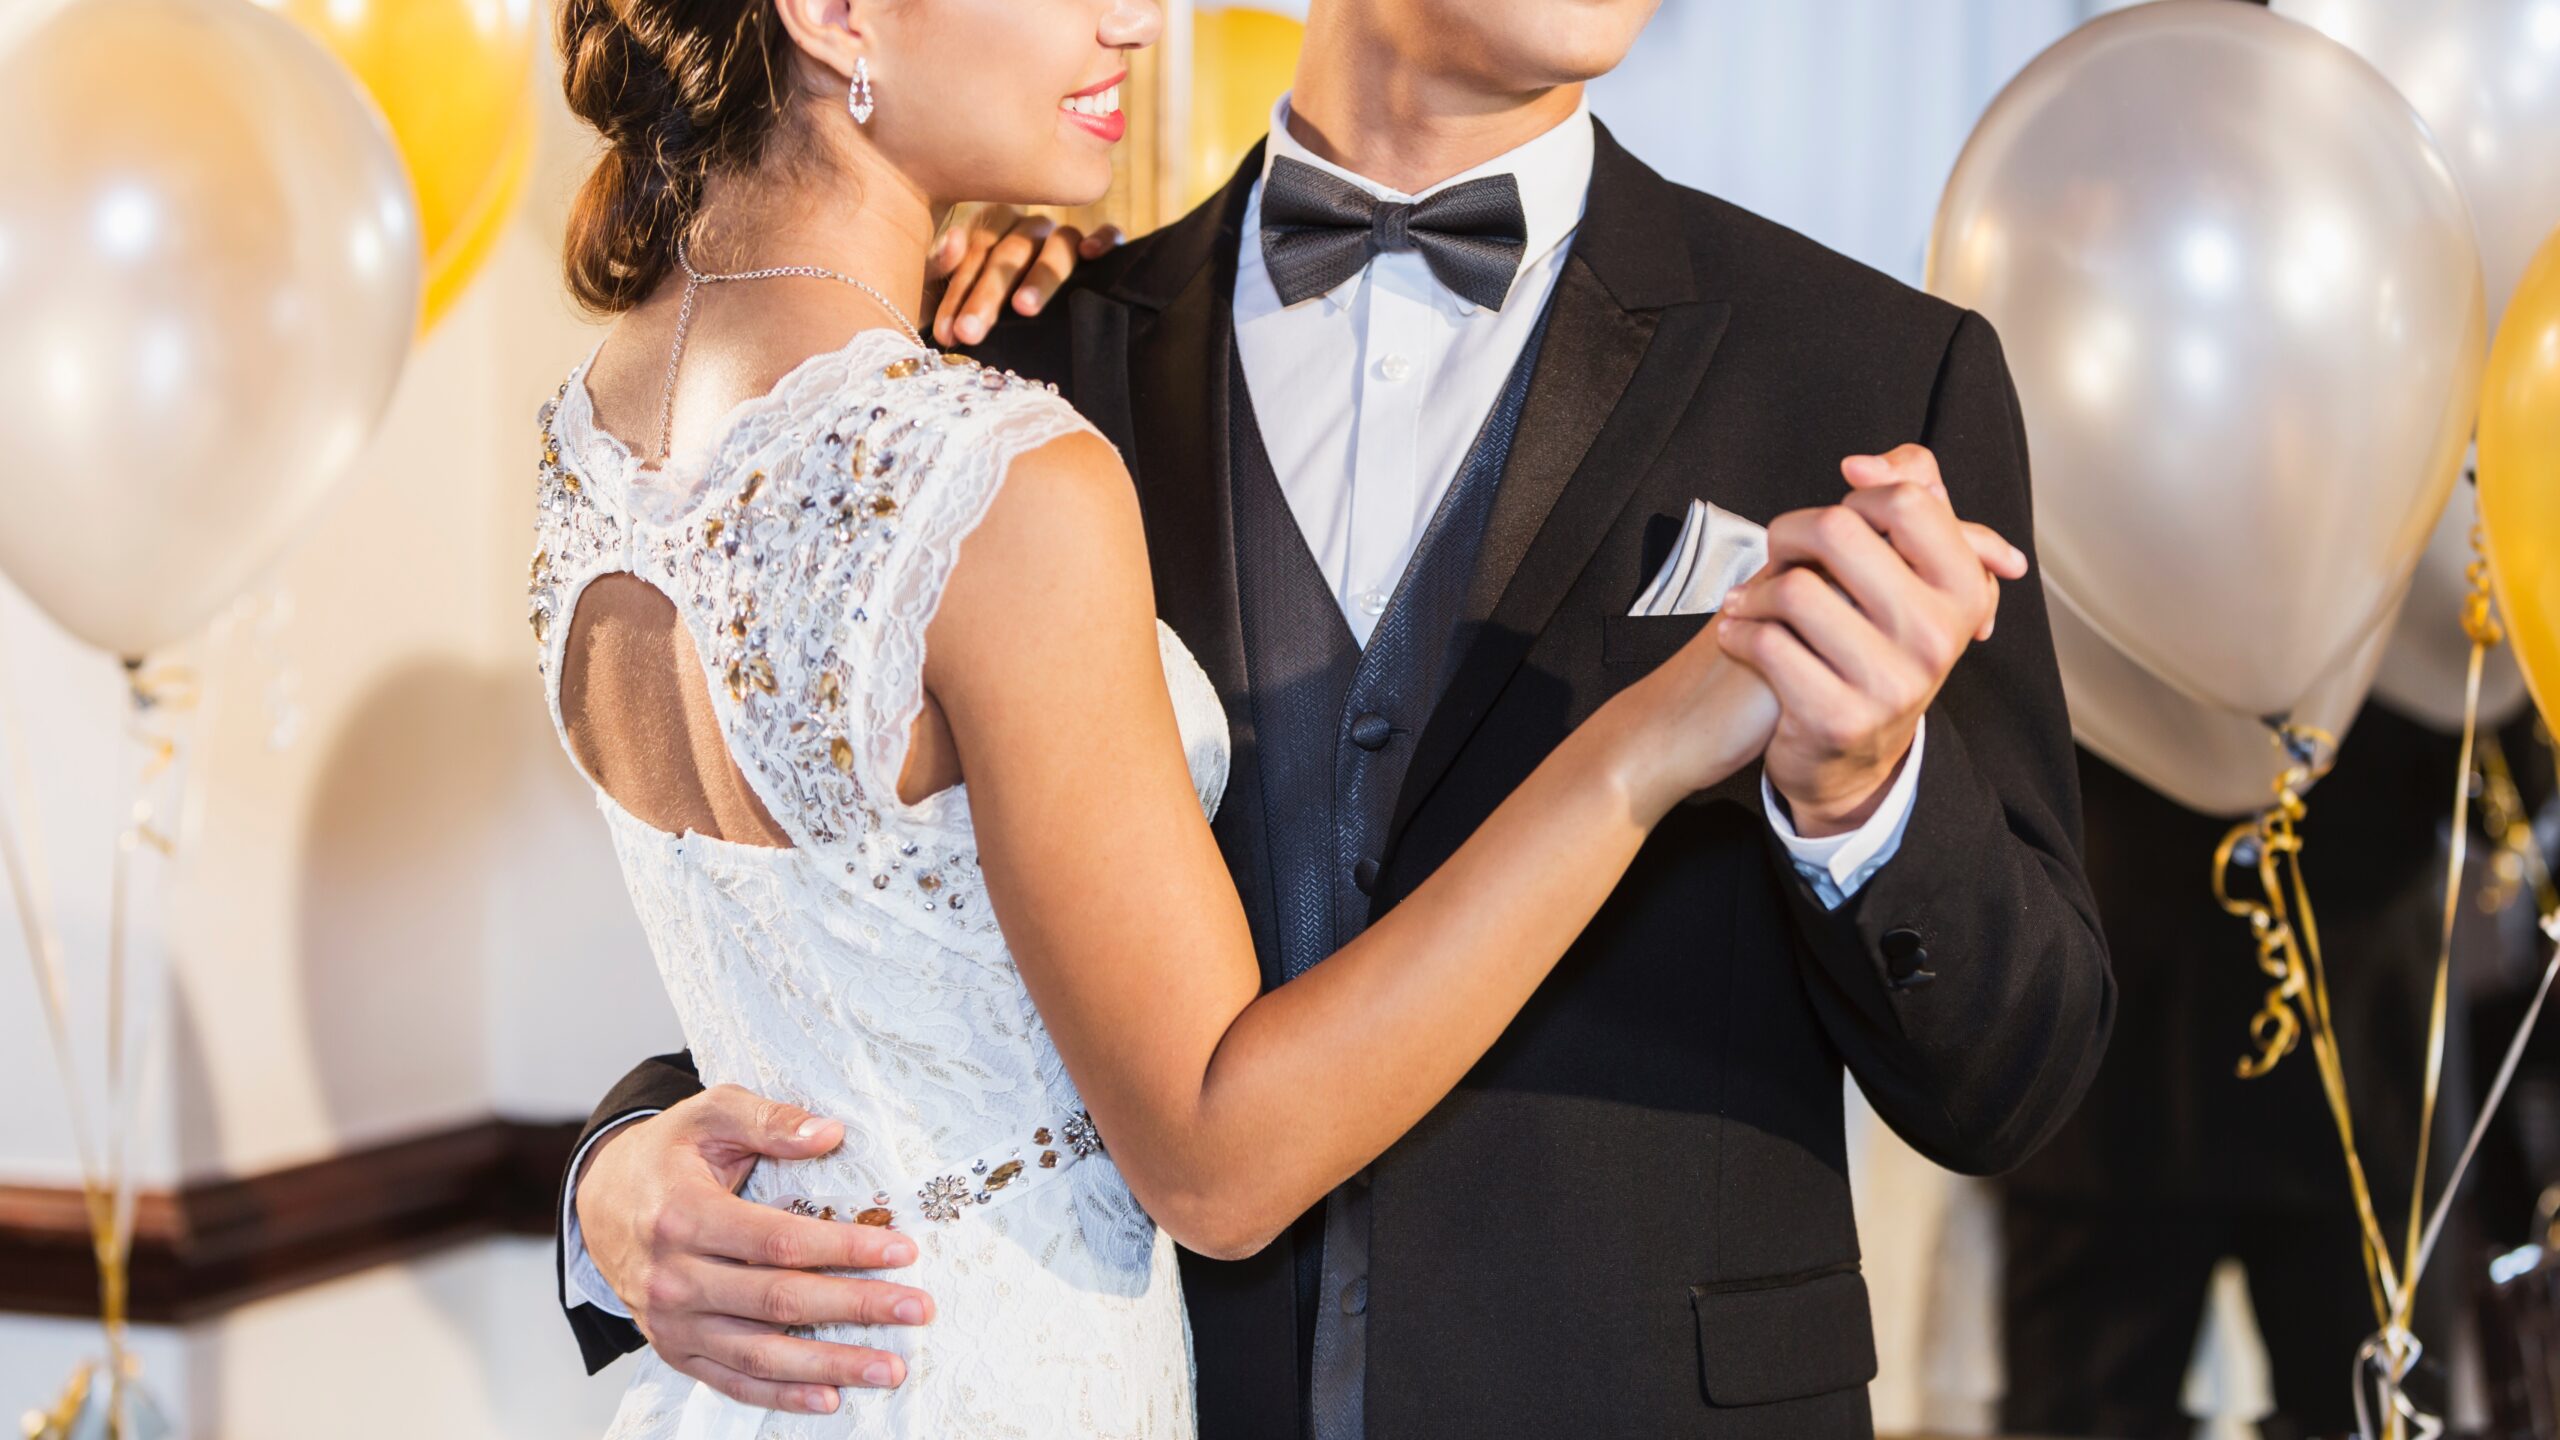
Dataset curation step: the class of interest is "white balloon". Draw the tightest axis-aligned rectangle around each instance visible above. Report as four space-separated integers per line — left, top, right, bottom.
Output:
2053 580 2396 819
2281 0 2560 335
1931 1 2485 719
0 0 420 659
2282 0 2560 733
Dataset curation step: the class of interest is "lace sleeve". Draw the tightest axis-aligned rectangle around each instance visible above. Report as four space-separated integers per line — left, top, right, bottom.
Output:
842 377 1102 825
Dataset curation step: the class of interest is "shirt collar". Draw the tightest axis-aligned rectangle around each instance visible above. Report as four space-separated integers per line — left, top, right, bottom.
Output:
1252 91 1595 313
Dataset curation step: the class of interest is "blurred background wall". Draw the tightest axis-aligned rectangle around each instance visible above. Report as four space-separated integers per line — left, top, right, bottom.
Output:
0 1 2274 1435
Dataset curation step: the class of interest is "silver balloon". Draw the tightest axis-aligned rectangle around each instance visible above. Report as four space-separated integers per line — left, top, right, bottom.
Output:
2284 0 2560 732
2282 0 2560 334
2054 580 2394 818
1930 0 2484 720
0 0 420 659
2372 475 2533 730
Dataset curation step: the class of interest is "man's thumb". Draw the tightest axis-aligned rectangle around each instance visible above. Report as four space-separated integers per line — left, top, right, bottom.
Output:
700 1084 843 1157
761 1100 843 1155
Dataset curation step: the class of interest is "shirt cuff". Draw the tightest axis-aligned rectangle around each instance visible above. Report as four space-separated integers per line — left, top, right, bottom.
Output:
1762 716 1926 910
562 1110 661 1320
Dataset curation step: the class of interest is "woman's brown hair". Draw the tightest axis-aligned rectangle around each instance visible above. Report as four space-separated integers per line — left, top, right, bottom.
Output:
556 0 804 313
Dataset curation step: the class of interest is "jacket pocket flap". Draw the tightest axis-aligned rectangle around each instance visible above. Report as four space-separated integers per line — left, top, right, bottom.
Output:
1690 1265 1878 1407
1602 612 1713 669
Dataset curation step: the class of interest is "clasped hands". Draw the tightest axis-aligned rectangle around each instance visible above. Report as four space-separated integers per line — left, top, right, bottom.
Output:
1719 444 2029 837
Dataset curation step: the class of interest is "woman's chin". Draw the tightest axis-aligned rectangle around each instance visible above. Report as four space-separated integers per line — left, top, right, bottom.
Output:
983 166 1116 215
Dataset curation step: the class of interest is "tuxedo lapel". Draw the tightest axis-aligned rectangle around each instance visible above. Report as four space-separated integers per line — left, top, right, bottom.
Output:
1081 145 1264 708
1391 127 1732 841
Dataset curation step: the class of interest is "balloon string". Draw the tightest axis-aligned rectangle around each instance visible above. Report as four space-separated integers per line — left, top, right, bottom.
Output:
94 661 193 1394
2367 543 2560 1425
0 638 197 1430
0 633 108 1214
2339 553 2497 1440
2215 723 2406 1341
2477 731 2557 919
2388 547 2498 1340
2266 518 2526 1440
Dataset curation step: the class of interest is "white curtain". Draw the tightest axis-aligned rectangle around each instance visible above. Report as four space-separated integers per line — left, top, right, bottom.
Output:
1591 1 2091 285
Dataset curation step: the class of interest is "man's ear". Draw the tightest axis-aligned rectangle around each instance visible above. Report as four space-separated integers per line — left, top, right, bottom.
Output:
771 0 867 87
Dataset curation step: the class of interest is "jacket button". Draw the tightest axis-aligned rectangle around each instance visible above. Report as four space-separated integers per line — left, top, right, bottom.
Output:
1349 712 1394 751
1881 926 1932 985
1353 858 1381 895
1342 1276 1368 1315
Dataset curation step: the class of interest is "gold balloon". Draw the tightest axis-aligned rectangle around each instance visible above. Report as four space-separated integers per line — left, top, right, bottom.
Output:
258 0 538 330
422 93 538 325
2478 225 2560 731
1187 5 1303 210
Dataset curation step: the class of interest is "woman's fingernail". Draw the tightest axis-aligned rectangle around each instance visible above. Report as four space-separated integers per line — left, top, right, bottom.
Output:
796 1117 828 1139
960 316 984 342
1723 587 1746 611
864 1362 896 1388
884 1239 917 1265
894 1298 925 1324
1015 288 1042 312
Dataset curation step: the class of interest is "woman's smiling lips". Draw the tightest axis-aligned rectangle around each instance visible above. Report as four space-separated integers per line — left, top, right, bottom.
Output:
1061 71 1127 142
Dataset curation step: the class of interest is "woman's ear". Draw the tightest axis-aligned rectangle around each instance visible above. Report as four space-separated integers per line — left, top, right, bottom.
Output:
771 0 866 85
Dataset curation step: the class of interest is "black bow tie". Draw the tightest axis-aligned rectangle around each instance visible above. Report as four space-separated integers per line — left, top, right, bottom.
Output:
1258 157 1529 313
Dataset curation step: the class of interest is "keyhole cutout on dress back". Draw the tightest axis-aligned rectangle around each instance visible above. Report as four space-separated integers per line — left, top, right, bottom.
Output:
559 572 961 845
559 572 794 848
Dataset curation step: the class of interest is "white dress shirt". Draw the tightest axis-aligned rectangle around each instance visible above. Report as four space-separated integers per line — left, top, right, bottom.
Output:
1235 94 1918 906
564 98 1924 1319
1236 97 1597 649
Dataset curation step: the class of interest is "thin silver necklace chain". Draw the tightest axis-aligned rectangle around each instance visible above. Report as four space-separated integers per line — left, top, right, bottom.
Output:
657 236 929 461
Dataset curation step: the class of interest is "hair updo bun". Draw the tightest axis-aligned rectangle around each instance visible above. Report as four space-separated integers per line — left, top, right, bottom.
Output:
557 0 801 313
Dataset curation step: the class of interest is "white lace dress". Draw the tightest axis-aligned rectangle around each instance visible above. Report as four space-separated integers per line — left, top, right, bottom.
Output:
529 329 1228 1439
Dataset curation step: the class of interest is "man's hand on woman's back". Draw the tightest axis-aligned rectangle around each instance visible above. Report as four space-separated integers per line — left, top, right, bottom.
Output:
576 1083 935 1415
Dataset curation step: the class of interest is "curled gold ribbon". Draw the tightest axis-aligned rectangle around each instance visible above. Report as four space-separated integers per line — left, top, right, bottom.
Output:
2221 519 2536 1440
2214 723 2403 1341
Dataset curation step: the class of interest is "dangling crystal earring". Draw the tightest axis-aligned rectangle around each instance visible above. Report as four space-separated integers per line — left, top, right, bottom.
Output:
848 55 876 125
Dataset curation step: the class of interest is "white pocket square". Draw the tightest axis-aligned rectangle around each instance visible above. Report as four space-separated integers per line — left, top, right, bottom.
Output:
1629 500 1768 618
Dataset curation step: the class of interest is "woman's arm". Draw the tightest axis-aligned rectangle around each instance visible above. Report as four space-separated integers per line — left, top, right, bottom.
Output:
922 433 1777 1259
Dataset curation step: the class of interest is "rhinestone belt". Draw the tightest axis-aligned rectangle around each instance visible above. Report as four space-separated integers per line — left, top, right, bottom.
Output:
771 1110 1103 1229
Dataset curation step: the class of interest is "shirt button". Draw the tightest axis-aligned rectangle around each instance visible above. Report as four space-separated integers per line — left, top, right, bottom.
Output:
1358 591 1389 617
1342 1277 1368 1315
1377 354 1414 383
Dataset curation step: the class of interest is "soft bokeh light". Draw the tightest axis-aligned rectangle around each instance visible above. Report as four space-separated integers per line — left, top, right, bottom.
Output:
91 184 160 262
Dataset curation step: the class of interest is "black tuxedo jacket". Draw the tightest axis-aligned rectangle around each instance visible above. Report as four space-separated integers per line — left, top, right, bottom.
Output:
560 127 2114 1438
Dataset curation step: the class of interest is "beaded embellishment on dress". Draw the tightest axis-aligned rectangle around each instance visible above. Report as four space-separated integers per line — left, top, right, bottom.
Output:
533 328 1226 1438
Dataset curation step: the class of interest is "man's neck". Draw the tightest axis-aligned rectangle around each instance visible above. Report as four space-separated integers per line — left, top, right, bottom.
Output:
1286 20 1584 194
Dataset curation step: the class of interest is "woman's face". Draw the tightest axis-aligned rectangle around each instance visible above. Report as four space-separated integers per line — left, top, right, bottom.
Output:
864 0 1160 209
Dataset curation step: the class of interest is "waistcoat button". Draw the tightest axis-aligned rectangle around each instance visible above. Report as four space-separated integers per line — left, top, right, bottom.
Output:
1349 713 1394 750
1353 858 1381 895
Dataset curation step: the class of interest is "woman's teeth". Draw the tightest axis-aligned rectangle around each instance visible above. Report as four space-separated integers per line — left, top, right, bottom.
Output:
1063 84 1121 118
